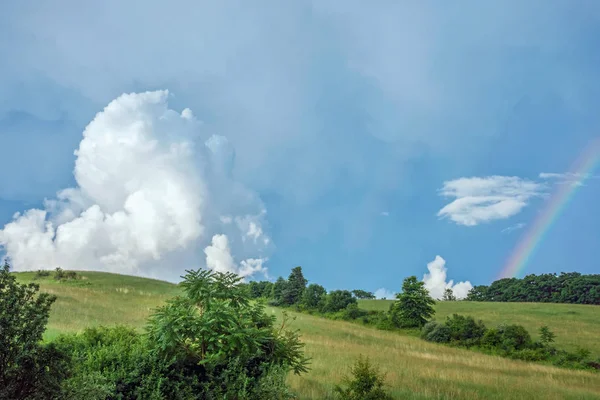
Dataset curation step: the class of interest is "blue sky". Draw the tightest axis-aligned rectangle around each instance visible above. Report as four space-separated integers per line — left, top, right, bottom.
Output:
1 1 599 296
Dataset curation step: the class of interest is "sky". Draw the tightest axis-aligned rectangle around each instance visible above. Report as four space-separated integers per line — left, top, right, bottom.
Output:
1 1 599 298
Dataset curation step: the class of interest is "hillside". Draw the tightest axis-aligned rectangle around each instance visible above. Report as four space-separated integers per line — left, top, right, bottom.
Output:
14 271 600 399
358 299 600 358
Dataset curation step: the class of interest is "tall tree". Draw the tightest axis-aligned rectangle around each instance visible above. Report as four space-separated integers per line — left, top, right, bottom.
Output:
282 266 308 305
272 277 288 303
389 276 436 328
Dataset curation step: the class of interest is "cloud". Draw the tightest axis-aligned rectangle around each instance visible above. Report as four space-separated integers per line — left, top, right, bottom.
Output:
437 176 545 226
374 288 396 300
539 172 600 187
422 255 472 300
380 211 390 217
0 91 271 280
501 222 525 234
1 0 597 211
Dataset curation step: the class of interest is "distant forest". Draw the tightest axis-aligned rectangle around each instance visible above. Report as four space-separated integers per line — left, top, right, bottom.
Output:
465 273 600 305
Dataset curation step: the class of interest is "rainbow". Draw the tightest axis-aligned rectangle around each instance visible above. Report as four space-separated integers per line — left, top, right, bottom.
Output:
498 138 600 279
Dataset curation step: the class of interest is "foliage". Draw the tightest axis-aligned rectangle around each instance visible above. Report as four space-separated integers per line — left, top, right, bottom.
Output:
301 283 327 310
420 321 451 343
539 325 556 345
272 277 288 305
333 355 393 400
323 290 357 313
33 269 51 279
0 260 70 400
444 314 487 346
53 269 309 399
352 290 376 300
281 266 308 306
54 267 79 281
465 272 600 304
442 288 457 301
245 280 275 299
389 276 436 328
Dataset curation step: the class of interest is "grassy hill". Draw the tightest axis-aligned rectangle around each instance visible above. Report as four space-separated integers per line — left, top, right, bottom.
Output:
14 271 600 399
358 299 600 358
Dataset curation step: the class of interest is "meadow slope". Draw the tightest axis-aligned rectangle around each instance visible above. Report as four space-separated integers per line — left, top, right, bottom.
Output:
14 271 600 399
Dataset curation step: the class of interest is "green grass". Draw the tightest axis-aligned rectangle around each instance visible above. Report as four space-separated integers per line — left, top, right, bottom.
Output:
358 299 600 357
13 271 600 399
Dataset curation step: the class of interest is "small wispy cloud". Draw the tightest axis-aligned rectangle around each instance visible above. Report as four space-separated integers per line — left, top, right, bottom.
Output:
380 211 390 217
437 176 545 226
539 172 600 188
501 222 525 234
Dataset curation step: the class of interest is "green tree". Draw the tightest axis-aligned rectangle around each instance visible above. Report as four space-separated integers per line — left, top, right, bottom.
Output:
442 288 457 301
272 276 288 304
389 276 436 328
281 266 307 305
301 284 327 310
352 290 376 300
334 355 393 400
539 325 556 345
323 290 357 313
0 260 70 399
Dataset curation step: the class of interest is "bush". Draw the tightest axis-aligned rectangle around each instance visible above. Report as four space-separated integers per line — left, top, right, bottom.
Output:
444 314 487 347
342 303 368 320
323 290 357 313
0 261 70 400
34 269 51 279
421 321 451 343
496 324 532 351
481 328 502 348
333 355 393 400
510 348 549 362
54 268 79 281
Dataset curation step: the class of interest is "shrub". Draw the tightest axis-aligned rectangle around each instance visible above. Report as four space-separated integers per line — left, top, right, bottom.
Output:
496 324 532 351
0 261 70 400
333 355 393 400
421 322 451 343
34 269 51 279
539 325 556 345
342 303 368 320
323 290 357 313
510 348 549 362
444 314 487 347
481 328 502 348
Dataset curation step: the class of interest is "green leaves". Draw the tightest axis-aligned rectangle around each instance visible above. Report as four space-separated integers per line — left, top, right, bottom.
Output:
389 276 436 328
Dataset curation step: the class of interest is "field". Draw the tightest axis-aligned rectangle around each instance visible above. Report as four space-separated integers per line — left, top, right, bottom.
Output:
358 299 600 358
14 271 600 399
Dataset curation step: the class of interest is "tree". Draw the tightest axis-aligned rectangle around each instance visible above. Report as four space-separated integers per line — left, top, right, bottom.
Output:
323 290 357 313
389 276 436 328
352 290 376 300
144 269 310 397
539 325 556 345
334 355 393 400
0 260 70 399
301 284 327 310
281 266 307 305
272 277 288 304
442 288 456 301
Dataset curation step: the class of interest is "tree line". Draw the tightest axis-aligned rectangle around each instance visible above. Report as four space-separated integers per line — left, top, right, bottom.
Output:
465 272 600 304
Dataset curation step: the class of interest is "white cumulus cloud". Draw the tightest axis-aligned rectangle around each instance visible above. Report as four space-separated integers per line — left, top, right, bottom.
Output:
437 176 545 226
422 255 472 300
0 91 271 280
